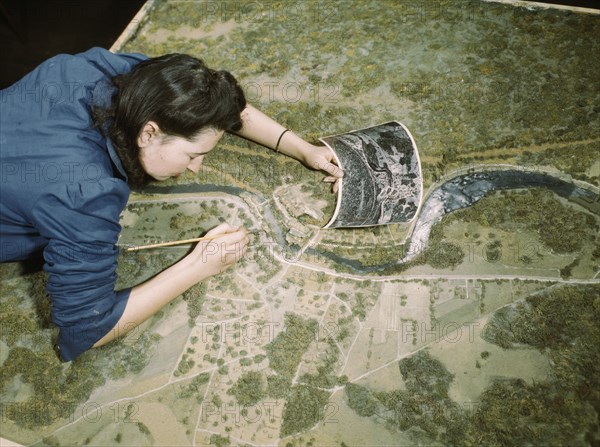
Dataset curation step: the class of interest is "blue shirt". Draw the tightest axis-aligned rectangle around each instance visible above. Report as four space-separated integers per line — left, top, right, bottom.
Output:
0 47 148 361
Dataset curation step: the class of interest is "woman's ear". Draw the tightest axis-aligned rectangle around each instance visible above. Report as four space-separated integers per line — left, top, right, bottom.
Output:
137 121 161 148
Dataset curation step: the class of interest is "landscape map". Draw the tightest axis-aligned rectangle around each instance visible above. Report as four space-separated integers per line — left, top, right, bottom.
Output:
1 1 599 446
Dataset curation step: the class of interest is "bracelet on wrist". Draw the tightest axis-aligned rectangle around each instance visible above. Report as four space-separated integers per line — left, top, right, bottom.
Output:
275 129 290 152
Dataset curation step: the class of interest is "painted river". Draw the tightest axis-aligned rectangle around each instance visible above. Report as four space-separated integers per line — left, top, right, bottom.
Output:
143 169 599 274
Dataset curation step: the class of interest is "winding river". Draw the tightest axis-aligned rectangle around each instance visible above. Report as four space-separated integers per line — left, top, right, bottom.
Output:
143 169 599 274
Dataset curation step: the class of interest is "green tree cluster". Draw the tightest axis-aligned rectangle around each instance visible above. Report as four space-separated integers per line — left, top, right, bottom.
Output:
265 313 317 379
209 433 230 447
425 241 465 269
343 284 600 445
397 223 466 271
239 357 252 367
344 350 465 442
261 314 337 437
559 257 580 279
518 142 600 186
485 240 502 262
466 378 595 446
300 338 345 388
179 372 210 402
265 375 289 399
182 282 207 326
174 353 195 377
227 371 267 406
0 347 105 428
0 295 39 346
444 189 598 254
279 384 331 437
481 285 600 414
125 202 153 216
0 271 166 430
104 331 161 379
345 383 380 417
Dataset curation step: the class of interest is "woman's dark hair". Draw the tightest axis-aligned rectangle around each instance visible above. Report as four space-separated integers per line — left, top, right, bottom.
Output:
94 54 247 186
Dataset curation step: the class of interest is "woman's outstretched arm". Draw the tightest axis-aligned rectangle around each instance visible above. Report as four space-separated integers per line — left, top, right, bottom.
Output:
93 223 248 347
234 104 344 191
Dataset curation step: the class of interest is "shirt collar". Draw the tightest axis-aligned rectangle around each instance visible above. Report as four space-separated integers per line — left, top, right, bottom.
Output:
106 137 128 181
92 80 129 182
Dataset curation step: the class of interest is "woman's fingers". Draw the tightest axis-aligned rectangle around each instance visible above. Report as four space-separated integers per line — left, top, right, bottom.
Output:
205 222 237 237
200 226 248 261
320 160 344 178
206 226 247 244
329 178 340 194
323 173 342 193
305 145 345 178
188 225 249 278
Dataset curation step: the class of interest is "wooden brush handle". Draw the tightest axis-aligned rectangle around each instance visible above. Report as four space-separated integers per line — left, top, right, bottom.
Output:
124 235 220 252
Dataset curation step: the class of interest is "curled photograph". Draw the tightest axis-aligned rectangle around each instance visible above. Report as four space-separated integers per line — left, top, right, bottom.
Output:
321 121 423 228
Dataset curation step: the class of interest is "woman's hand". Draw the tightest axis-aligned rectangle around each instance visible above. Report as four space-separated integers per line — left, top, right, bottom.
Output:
95 222 248 348
299 144 344 193
185 223 249 281
234 105 344 192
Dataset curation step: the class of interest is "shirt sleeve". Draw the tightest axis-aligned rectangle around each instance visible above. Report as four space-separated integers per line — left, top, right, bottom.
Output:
77 47 149 78
31 177 132 361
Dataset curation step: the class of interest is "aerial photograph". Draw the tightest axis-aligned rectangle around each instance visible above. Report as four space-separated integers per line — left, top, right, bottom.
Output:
1 0 599 446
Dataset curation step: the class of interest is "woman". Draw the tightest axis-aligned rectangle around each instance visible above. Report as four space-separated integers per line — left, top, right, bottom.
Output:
0 47 342 361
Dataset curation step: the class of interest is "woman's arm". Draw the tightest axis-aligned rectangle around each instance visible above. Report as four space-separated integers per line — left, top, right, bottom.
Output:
235 104 344 191
93 223 247 347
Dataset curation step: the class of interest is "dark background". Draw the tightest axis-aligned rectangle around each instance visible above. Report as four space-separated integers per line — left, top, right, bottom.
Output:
0 0 598 89
0 0 146 88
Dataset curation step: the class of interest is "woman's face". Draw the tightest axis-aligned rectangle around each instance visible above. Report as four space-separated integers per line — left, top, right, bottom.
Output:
138 123 224 181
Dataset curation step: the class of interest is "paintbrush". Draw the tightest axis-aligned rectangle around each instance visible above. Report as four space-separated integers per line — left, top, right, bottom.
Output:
122 228 256 252
123 235 222 252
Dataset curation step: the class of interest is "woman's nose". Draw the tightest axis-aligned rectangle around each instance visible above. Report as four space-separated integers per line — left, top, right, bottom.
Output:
187 156 204 173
